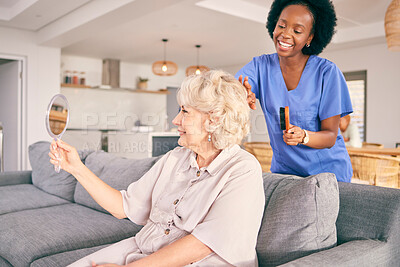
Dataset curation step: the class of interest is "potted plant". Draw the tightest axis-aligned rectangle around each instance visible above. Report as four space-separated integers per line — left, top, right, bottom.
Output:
137 77 149 90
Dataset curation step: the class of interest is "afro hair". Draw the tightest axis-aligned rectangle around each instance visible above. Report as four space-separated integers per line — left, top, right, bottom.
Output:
266 0 337 55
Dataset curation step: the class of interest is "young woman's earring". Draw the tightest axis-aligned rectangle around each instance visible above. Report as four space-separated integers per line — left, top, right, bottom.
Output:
208 133 211 142
306 43 310 47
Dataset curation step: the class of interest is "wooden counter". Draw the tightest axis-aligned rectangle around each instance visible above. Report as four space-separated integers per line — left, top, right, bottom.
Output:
347 147 400 157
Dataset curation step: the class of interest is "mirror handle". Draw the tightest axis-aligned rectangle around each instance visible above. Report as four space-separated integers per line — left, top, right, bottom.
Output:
54 138 62 173
54 161 61 173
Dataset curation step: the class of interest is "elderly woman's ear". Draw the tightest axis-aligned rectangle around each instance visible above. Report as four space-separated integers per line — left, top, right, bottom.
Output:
204 114 218 130
204 117 213 130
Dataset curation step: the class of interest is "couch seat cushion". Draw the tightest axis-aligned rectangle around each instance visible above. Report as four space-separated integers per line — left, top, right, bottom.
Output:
0 184 70 215
0 204 141 267
74 151 161 213
31 244 109 267
257 172 339 266
29 141 92 201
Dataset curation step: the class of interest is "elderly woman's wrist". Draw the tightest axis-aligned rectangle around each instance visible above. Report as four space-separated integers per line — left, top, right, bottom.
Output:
71 161 86 177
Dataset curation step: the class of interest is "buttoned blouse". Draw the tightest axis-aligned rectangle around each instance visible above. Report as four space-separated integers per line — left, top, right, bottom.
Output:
120 145 265 266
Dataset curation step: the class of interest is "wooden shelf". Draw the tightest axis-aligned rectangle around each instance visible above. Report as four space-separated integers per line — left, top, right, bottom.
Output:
132 89 170 95
61 85 170 94
49 110 68 122
49 110 68 135
61 83 91 88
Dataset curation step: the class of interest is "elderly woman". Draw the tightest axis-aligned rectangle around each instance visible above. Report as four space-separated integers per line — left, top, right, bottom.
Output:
49 70 265 267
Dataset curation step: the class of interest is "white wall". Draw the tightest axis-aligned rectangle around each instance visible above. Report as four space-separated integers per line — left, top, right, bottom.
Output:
61 87 167 131
0 26 60 169
321 43 400 148
223 43 400 148
60 54 188 130
60 55 188 158
61 54 186 90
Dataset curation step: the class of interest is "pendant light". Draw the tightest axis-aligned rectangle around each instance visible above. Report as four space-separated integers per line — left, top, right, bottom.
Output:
186 45 210 76
152 39 178 76
385 0 400 51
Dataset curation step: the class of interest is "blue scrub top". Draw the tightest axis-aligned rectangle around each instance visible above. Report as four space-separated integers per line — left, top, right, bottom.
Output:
236 53 353 182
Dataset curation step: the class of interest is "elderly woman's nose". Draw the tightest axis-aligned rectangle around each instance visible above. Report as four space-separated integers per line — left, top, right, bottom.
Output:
172 112 182 126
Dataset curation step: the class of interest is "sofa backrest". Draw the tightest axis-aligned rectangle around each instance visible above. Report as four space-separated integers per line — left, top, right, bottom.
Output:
27 141 162 207
28 141 92 201
74 151 162 213
336 182 400 244
256 172 339 266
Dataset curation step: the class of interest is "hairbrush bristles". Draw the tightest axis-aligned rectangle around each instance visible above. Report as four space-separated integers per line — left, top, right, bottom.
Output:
280 107 286 130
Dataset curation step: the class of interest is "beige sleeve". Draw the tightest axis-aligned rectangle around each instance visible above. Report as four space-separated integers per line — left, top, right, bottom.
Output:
120 152 170 225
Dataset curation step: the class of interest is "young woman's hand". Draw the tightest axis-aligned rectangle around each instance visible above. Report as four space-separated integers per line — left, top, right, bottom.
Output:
238 75 256 110
49 139 83 175
283 124 305 146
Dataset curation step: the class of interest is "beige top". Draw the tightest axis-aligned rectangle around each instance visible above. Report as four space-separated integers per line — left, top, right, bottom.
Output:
121 145 265 266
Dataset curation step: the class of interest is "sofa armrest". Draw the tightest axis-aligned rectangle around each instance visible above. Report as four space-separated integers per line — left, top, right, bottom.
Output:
0 171 32 186
280 239 397 267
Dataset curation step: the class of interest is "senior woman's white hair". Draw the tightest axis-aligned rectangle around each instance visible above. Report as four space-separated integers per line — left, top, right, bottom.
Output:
177 69 250 149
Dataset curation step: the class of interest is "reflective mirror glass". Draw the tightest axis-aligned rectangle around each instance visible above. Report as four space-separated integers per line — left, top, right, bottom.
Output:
46 94 69 139
45 94 69 173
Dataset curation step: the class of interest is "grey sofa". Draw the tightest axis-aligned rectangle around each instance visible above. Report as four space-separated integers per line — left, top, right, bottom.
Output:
0 141 399 267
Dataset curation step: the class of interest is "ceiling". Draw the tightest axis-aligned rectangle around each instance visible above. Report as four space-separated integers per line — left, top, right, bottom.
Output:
0 0 392 68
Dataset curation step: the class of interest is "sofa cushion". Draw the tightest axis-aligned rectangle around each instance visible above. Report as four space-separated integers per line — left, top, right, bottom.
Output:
31 244 109 267
0 184 69 215
256 172 339 267
29 141 92 201
74 151 161 213
0 204 141 267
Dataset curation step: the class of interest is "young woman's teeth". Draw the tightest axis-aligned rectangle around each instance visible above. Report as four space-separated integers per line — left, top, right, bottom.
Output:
279 41 293 48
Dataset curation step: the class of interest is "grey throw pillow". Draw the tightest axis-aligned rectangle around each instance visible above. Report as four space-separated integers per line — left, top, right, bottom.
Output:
29 141 92 202
74 151 161 213
257 172 339 266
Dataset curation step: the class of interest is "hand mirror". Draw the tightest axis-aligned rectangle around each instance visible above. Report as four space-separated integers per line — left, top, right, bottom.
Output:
45 94 70 173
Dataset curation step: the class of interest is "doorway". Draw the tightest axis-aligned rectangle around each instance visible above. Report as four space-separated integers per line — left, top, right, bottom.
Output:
0 55 25 171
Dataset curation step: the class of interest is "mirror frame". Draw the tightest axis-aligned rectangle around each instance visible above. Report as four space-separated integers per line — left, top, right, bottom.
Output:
45 94 70 140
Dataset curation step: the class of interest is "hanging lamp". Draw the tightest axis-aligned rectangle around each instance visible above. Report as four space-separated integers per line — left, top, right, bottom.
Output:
152 39 178 76
186 45 210 76
385 0 400 51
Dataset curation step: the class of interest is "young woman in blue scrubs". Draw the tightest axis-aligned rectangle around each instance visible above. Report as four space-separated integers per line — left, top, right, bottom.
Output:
236 0 353 182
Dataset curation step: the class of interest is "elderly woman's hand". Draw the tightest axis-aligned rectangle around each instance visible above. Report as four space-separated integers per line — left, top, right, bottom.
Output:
238 75 256 110
283 124 305 146
49 139 83 175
